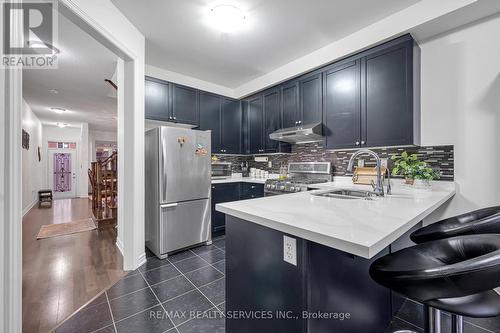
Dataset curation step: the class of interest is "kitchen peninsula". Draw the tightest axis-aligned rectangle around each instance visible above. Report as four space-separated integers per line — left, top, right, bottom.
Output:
216 179 455 332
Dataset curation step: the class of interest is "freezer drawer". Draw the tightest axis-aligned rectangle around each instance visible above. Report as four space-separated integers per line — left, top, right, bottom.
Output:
160 198 211 254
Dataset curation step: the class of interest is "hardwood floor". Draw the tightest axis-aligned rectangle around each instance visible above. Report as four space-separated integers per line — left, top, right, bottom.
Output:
22 198 126 333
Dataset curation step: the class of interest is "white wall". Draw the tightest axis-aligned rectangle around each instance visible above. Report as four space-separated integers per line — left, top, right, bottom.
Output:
146 65 235 98
420 14 500 222
21 100 43 214
79 124 89 197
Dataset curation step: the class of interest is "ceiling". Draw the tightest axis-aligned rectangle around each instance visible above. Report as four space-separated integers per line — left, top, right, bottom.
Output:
23 12 118 132
112 0 420 88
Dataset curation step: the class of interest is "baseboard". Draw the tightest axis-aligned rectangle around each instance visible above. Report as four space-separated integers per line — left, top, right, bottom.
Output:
116 238 147 270
116 237 124 257
137 252 147 268
22 199 38 216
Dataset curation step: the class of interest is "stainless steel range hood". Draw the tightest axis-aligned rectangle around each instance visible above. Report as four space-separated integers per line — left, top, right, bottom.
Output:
269 123 323 144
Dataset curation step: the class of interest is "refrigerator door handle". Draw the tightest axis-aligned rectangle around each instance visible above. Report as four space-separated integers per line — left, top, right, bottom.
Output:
160 203 178 208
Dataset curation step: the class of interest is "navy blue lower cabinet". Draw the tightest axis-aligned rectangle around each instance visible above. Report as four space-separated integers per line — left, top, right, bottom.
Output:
226 216 394 333
239 183 264 200
308 243 391 333
211 183 240 234
226 216 307 333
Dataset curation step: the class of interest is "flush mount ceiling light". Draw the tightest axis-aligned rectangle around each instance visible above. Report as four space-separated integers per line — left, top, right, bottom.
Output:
208 4 247 34
51 107 67 114
56 122 68 128
49 89 59 94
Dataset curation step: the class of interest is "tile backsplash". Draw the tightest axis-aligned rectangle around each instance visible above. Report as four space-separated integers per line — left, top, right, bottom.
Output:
214 143 454 181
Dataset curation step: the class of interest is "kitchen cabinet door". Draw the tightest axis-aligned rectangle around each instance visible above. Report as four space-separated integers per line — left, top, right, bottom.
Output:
145 78 170 121
241 101 249 154
263 89 281 153
324 61 362 150
247 95 264 154
363 40 413 147
199 92 222 153
211 183 240 234
171 83 199 126
300 72 323 126
221 98 242 154
239 183 264 200
281 81 300 128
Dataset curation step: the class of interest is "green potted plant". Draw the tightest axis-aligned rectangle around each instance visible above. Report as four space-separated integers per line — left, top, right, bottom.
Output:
391 151 441 186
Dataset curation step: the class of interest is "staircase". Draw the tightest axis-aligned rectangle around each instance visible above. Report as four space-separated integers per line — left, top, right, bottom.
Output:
88 152 117 229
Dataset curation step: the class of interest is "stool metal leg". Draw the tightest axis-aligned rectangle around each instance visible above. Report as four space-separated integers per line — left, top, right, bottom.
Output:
451 315 464 333
424 305 441 333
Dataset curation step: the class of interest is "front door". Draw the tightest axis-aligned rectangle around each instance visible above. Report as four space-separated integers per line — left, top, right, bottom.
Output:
49 150 77 199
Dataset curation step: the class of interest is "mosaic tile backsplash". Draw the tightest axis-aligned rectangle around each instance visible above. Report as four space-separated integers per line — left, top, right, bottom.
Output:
214 144 454 181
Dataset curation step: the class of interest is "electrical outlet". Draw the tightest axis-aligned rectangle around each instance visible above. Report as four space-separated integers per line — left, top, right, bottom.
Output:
357 159 365 167
268 161 272 168
381 158 388 168
283 235 297 266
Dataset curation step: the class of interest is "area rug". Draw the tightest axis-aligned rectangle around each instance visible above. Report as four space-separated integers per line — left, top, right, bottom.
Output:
37 218 96 240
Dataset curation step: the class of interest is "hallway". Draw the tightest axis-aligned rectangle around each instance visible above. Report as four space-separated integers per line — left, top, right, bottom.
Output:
22 198 125 333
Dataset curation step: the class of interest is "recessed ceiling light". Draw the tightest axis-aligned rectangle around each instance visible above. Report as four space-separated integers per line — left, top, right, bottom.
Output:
209 4 246 34
49 89 59 94
51 107 67 114
56 122 68 128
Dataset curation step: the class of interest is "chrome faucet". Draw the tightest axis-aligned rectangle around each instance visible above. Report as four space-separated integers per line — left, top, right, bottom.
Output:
347 149 391 196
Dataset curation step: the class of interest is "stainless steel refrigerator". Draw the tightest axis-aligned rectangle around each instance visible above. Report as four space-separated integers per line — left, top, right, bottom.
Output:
145 126 211 258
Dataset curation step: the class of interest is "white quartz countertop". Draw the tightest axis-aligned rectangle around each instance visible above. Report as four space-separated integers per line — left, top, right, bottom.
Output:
216 178 456 258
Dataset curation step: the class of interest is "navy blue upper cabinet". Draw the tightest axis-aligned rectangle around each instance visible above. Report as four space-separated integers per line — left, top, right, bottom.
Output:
171 83 199 126
247 95 264 154
145 77 170 122
324 61 361 150
199 92 222 153
146 34 419 153
300 72 323 126
324 35 419 149
281 81 300 128
263 89 281 152
145 78 199 126
362 39 415 147
221 98 242 154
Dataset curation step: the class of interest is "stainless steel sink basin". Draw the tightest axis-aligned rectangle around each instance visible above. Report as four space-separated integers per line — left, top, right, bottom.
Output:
312 188 376 200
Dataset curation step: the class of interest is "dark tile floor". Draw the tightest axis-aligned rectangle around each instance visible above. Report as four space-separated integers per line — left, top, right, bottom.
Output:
55 237 226 333
54 234 500 333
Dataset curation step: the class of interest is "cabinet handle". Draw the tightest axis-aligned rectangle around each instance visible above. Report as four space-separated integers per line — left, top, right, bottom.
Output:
298 120 302 124
361 140 366 145
355 141 360 146
173 116 177 120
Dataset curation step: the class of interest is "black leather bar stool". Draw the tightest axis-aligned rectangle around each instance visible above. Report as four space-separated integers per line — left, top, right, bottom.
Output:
370 234 500 333
410 206 500 244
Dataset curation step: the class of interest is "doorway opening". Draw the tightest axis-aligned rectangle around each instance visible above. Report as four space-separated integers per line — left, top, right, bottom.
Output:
20 7 124 332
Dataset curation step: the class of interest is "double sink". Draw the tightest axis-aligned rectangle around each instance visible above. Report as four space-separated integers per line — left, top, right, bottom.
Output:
312 188 377 200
